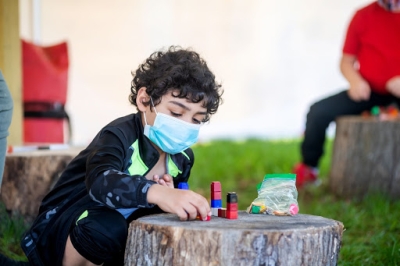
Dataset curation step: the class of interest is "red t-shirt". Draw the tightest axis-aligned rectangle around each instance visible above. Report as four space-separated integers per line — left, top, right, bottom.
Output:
342 2 400 94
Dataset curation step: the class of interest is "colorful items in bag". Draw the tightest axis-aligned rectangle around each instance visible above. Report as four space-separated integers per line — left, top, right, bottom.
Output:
247 173 299 216
362 105 400 121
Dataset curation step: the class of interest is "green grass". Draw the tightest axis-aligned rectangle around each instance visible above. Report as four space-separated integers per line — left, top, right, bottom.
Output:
1 138 399 265
189 138 400 265
0 204 29 260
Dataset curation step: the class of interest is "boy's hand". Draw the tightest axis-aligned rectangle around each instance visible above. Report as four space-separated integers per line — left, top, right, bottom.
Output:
347 78 371 101
386 76 400 97
152 174 174 188
147 184 211 221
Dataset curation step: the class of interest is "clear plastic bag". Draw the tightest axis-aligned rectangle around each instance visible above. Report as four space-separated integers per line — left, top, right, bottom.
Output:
247 173 299 216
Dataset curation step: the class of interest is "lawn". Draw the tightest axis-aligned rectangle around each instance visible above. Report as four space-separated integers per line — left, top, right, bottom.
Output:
1 138 399 265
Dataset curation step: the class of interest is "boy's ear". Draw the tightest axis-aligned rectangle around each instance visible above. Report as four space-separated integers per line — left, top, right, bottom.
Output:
136 87 150 112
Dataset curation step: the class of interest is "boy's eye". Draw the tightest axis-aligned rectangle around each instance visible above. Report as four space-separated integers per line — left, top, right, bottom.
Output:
192 118 201 124
171 112 181 117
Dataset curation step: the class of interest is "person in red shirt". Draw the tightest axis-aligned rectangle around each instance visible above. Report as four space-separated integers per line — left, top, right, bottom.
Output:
294 0 400 188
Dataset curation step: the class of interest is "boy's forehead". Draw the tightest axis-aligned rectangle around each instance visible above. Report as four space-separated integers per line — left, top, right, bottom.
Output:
161 91 207 111
166 95 206 106
166 90 207 103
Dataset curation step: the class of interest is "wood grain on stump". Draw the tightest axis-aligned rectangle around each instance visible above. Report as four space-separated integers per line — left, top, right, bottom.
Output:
125 211 344 266
329 116 400 199
1 149 81 221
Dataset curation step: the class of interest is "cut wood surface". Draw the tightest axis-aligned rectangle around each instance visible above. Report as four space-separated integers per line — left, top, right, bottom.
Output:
329 116 400 199
125 211 344 266
1 148 81 221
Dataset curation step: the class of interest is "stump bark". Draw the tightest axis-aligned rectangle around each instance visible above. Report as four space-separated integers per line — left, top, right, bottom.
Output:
125 211 344 266
329 116 400 199
1 148 80 221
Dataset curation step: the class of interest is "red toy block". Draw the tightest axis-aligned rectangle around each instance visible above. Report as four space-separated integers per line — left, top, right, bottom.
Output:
211 181 221 192
196 214 211 221
226 210 238 220
227 203 238 212
218 208 226 218
211 191 222 200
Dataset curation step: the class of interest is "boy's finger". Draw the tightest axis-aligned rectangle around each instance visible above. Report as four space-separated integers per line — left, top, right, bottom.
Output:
194 202 210 220
162 174 171 182
186 207 198 220
178 205 196 221
177 209 189 221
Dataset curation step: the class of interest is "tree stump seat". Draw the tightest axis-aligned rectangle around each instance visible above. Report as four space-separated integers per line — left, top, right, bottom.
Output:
125 211 344 266
1 148 81 222
329 116 400 199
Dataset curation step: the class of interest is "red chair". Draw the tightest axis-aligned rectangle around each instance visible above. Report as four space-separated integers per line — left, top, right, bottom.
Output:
22 39 71 143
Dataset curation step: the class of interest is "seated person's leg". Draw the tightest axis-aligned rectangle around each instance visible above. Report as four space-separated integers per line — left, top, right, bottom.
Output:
64 235 99 266
295 90 393 188
65 206 128 266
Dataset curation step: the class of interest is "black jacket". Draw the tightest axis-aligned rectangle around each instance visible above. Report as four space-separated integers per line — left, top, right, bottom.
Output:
21 112 194 265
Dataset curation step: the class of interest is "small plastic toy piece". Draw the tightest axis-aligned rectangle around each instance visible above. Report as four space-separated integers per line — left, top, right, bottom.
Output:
371 106 380 116
289 204 299 215
211 182 222 200
226 210 238 219
218 208 226 218
226 192 238 204
178 182 189 190
196 214 211 221
227 203 238 211
226 192 238 220
387 106 399 117
211 181 221 192
210 199 222 208
211 191 222 200
211 208 219 216
210 181 222 213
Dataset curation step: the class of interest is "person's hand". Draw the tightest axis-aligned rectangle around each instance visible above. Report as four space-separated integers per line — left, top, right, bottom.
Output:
347 78 371 101
152 174 174 188
147 184 211 221
386 76 400 97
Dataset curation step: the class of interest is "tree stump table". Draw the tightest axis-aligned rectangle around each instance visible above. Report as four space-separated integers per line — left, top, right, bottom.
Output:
1 148 81 222
329 116 400 199
125 211 344 266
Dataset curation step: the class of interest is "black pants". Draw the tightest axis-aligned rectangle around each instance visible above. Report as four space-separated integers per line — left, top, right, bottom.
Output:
301 90 400 167
23 190 163 266
70 205 163 265
69 206 128 265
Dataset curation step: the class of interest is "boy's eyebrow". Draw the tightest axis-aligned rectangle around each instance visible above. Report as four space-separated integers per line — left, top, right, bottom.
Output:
169 100 207 115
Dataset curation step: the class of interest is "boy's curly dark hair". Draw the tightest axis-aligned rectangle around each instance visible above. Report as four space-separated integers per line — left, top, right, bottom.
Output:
129 46 223 122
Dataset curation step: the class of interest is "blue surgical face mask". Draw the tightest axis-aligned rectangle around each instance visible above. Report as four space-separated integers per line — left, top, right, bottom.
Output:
143 100 201 154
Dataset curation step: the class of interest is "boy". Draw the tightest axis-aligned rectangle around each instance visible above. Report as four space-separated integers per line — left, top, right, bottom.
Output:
15 46 223 265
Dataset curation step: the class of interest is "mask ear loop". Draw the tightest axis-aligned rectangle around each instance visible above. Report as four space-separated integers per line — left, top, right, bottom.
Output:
150 97 158 114
143 110 148 125
143 97 158 126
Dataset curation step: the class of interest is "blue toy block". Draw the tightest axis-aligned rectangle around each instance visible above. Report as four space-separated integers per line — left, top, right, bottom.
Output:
178 182 189 190
211 199 222 208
